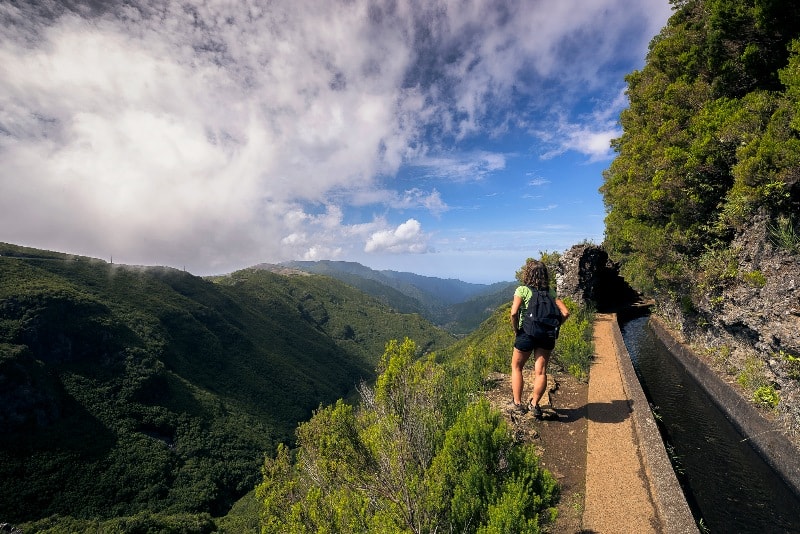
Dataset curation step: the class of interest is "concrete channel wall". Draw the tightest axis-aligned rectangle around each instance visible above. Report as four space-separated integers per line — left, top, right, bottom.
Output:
609 315 699 534
649 316 800 499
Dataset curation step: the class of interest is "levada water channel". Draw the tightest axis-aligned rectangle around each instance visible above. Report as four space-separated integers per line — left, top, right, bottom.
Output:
619 315 800 533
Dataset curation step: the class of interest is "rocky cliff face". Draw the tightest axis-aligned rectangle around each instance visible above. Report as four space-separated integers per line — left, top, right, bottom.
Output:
559 227 800 445
658 213 800 442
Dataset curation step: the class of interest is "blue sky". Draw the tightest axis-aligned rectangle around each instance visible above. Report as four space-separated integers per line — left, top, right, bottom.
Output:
1 0 673 284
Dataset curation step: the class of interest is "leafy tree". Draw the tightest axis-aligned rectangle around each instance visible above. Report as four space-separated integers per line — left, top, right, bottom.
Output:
256 338 558 533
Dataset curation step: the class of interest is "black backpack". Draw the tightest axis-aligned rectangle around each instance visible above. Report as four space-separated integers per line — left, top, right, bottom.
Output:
521 287 562 339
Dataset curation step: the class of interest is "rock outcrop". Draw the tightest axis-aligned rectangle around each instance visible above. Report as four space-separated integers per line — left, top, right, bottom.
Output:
557 244 640 312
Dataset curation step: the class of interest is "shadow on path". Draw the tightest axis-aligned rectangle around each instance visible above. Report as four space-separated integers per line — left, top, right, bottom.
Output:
545 399 633 424
586 399 633 424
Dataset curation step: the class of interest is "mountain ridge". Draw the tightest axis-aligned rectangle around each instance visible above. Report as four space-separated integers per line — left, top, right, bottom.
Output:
273 260 515 334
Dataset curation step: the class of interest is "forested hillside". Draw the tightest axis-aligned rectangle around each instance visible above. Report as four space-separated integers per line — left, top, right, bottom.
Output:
278 260 515 334
602 0 800 440
0 243 454 525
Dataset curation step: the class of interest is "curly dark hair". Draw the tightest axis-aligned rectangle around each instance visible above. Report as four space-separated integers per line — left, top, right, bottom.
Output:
518 259 550 290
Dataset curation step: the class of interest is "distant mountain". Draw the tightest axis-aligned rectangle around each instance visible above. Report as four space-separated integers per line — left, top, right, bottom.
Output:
0 243 454 524
256 261 427 316
446 281 517 335
274 260 515 334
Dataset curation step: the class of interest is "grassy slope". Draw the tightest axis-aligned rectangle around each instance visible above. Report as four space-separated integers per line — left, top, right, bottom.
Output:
0 243 454 523
435 302 516 373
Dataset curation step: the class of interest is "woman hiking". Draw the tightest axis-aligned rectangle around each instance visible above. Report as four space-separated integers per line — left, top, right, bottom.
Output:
509 258 569 418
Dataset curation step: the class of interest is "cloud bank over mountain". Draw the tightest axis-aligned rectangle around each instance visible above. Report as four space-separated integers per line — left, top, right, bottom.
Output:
0 0 672 280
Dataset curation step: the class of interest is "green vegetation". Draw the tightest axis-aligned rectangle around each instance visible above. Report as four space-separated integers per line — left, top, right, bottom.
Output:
768 215 800 254
2 244 594 531
601 0 800 298
741 269 767 288
256 338 559 533
435 302 517 375
553 300 595 382
0 243 453 526
736 354 770 393
254 257 595 532
753 385 780 409
20 512 217 534
696 248 739 298
282 260 516 335
780 350 800 380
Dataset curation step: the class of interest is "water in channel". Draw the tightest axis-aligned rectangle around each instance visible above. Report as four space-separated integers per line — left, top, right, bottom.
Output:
620 315 800 533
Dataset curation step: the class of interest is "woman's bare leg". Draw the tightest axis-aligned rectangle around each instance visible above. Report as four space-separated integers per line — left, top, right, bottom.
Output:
511 348 532 405
530 348 552 407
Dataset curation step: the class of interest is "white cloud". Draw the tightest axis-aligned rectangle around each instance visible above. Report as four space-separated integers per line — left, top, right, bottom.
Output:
532 204 559 212
344 187 448 216
365 219 430 254
413 151 507 181
0 0 672 274
527 175 550 187
539 122 623 162
394 189 448 216
535 90 631 162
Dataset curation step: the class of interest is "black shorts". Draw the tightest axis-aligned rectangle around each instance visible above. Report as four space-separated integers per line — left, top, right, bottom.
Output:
514 332 556 352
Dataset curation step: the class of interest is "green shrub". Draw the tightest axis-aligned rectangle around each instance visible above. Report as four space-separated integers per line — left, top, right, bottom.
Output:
697 248 739 295
753 385 780 408
736 355 769 391
257 339 559 533
779 350 800 380
553 299 594 382
741 270 767 288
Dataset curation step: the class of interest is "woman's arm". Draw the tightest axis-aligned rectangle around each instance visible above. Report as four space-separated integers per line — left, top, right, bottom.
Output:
555 298 570 323
510 295 523 335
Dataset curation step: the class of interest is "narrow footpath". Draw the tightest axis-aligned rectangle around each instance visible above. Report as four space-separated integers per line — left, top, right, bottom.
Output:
494 313 697 532
584 314 660 532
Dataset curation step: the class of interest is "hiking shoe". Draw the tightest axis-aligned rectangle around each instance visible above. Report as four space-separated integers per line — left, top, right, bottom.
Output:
531 404 543 419
508 402 528 415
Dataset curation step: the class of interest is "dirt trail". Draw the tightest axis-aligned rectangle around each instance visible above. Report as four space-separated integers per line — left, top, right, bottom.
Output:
484 366 588 533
